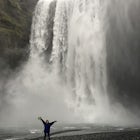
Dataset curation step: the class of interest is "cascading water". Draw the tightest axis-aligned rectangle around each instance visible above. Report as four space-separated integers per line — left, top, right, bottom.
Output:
30 0 110 122
65 0 109 121
2 0 140 127
50 0 68 72
29 0 115 124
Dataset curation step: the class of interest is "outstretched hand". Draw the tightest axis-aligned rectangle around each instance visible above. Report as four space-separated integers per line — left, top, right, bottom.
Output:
38 117 42 120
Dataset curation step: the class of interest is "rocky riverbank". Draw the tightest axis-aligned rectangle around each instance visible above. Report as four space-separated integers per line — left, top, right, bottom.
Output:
31 130 140 140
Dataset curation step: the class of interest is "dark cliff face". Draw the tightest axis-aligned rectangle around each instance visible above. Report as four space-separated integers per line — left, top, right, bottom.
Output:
0 0 38 69
106 0 140 109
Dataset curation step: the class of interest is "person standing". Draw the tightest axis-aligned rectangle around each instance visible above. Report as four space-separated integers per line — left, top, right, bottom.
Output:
38 117 57 140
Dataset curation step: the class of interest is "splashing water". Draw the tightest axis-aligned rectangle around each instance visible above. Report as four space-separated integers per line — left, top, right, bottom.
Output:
65 0 109 120
2 0 140 127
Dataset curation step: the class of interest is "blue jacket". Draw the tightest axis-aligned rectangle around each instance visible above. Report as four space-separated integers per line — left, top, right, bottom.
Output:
41 119 56 133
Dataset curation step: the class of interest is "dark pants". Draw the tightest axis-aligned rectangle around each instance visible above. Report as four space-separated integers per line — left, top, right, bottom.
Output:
44 132 50 140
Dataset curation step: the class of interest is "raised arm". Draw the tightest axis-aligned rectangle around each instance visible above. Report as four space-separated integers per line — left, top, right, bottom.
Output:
49 121 57 126
38 117 46 125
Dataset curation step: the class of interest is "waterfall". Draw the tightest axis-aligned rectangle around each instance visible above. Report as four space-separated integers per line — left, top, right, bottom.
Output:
27 0 139 124
50 0 69 73
30 0 52 55
3 0 140 127
29 0 110 123
66 0 109 112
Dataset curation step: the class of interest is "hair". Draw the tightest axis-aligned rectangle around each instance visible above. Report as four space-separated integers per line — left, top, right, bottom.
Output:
46 120 49 123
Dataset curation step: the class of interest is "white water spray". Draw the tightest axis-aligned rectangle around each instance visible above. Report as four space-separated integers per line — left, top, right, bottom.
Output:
65 0 110 122
2 0 140 127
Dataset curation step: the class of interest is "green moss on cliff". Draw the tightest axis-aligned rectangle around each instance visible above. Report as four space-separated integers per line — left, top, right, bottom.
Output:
7 0 21 10
0 0 38 69
0 11 23 37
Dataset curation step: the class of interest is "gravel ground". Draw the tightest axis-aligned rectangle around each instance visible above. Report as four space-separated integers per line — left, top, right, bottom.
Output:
31 130 140 140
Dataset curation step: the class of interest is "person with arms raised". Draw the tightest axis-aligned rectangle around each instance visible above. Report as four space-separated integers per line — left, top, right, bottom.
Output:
38 117 57 140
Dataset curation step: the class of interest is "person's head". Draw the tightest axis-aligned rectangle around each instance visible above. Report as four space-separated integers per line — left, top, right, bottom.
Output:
46 120 49 123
